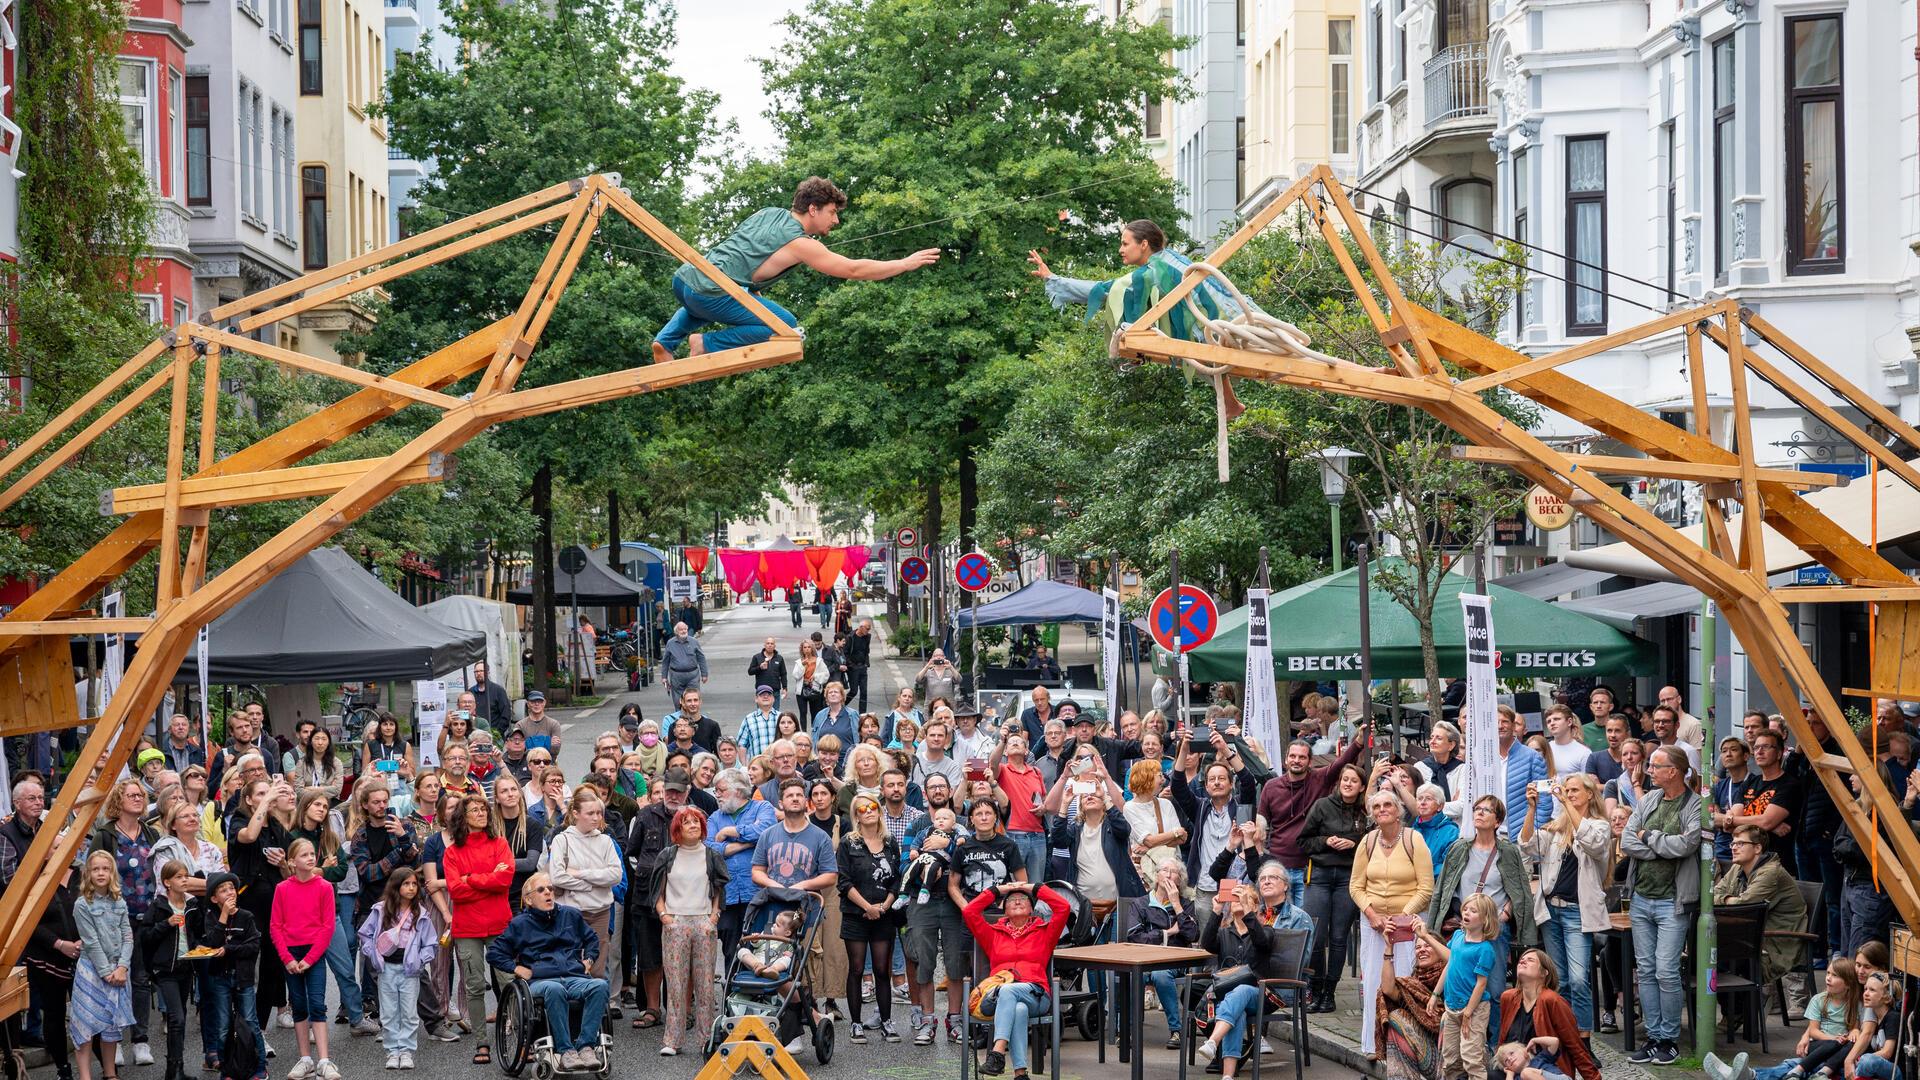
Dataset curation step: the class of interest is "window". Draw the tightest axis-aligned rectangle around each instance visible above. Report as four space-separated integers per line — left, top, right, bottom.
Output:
1145 95 1162 138
117 60 157 186
1439 177 1492 241
279 112 295 236
1438 0 1488 49
1664 121 1678 297
186 76 210 206
1392 0 1405 86
1564 135 1607 334
302 165 327 268
1236 0 1245 46
136 295 162 324
299 0 322 94
1512 148 1529 334
169 69 183 200
270 106 285 231
1712 34 1735 275
172 298 190 327
1786 14 1843 273
237 81 254 218
1329 19 1352 155
1368 2 1382 104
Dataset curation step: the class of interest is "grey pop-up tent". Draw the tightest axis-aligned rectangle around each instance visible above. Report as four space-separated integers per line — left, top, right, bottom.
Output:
171 547 486 683
505 546 644 607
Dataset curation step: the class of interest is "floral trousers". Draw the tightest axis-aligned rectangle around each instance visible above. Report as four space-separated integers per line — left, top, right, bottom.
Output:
660 918 717 1052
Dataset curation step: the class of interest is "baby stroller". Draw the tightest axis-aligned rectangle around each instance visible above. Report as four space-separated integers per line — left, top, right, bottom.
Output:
492 971 613 1080
706 889 834 1064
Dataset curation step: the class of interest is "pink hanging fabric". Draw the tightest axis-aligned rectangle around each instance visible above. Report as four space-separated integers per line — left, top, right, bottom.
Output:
764 549 808 593
718 549 760 597
842 545 869 577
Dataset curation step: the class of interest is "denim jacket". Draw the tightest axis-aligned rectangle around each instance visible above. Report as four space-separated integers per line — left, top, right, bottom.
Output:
357 902 439 977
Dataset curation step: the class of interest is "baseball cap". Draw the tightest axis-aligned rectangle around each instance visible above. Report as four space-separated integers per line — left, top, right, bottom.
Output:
756 685 776 696
660 767 691 793
526 691 545 703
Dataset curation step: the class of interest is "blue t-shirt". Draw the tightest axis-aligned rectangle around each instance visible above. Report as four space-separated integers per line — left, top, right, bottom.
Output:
1441 930 1498 1011
1806 991 1850 1037
752 821 838 887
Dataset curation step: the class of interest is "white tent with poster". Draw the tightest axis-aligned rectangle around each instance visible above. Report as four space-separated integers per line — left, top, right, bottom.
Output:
420 594 523 701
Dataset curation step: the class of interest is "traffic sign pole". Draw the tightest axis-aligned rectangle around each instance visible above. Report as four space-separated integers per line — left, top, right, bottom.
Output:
1170 549 1186 730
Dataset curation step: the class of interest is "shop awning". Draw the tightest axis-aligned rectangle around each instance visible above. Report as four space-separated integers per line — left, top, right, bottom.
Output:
1493 562 1613 600
1558 581 1706 632
1563 467 1920 582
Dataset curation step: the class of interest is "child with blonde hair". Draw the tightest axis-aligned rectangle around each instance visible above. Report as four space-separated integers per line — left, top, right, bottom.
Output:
1422 893 1499 1080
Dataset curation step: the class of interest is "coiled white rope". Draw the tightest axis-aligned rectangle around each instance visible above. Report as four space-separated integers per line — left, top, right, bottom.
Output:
1111 261 1343 481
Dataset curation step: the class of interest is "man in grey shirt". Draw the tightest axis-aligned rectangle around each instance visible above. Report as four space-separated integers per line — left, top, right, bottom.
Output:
661 621 708 708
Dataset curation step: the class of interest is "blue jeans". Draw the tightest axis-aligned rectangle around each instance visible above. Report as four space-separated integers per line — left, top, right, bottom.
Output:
201 975 265 1070
989 983 1048 1070
654 277 801 354
326 892 365 1023
1844 880 1897 957
1213 983 1262 1060
1541 903 1594 1032
1630 897 1687 1042
285 959 328 1024
1856 1055 1900 1080
1009 832 1048 891
531 976 608 1054
376 966 421 1054
1146 970 1181 1033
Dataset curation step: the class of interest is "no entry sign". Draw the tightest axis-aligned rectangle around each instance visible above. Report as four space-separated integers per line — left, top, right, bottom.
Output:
899 556 929 586
955 552 994 592
1149 584 1220 654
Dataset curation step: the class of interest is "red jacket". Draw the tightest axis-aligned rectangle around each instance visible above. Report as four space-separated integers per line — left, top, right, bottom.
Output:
444 833 515 938
1497 988 1599 1080
962 884 1071 992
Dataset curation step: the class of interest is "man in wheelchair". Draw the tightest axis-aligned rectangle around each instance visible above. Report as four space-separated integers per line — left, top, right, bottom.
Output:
486 874 610 1071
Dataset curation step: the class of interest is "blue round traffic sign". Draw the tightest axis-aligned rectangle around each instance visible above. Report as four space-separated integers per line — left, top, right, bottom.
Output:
955 552 994 592
1149 585 1219 654
899 557 929 586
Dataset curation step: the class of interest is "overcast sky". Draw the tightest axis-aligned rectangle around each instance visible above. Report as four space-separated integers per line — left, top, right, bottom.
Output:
670 1 807 161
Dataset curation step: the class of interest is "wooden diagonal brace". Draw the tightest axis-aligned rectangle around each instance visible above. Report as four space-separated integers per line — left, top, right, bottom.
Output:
104 454 450 515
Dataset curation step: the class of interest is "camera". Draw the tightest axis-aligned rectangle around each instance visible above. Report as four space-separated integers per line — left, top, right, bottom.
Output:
1187 723 1223 753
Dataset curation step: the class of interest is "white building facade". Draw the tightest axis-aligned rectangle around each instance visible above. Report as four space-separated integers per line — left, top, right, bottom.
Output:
1171 0 1249 243
382 0 456 239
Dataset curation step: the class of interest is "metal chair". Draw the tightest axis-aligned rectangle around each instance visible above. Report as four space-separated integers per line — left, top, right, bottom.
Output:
1773 880 1824 1026
1249 929 1312 1080
1713 902 1771 1053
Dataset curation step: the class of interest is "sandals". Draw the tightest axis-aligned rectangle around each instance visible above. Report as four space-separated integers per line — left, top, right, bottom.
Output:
472 1046 492 1066
631 1009 661 1030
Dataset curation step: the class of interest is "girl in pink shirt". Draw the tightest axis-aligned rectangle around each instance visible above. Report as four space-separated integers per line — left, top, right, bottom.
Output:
271 839 339 1080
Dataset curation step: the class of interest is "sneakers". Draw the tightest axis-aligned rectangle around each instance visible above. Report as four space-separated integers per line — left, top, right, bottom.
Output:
1652 1041 1680 1066
116 1046 125 1067
351 1018 381 1037
881 1019 900 1043
398 1053 414 1071
384 1054 400 1071
913 1019 935 1046
850 1023 868 1045
262 1039 275 1061
134 1043 155 1066
1705 1051 1754 1080
784 1036 809 1054
862 978 876 1003
1597 1010 1619 1034
946 1015 964 1044
558 1050 582 1070
1197 1038 1219 1063
1259 1038 1275 1056
277 1010 296 1029
1628 1040 1659 1064
980 1050 1007 1075
287 1057 317 1080
429 1024 462 1042
317 1060 341 1080
659 1046 679 1057
1166 1032 1181 1050
893 980 913 1003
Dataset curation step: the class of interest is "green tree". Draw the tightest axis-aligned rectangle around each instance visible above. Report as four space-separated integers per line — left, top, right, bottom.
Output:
704 0 1184 624
353 0 780 689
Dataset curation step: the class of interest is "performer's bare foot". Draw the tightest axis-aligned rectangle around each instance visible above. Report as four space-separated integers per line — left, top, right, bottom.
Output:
688 333 707 356
650 341 672 364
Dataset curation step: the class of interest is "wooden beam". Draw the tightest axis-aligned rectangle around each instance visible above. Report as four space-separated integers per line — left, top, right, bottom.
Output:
0 361 178 515
0 619 154 635
596 180 803 343
475 190 598 396
1455 302 1733 394
236 200 580 333
183 342 223 594
1319 174 1447 377
1448 445 1847 488
479 339 807 421
1778 587 1920 603
1685 324 1737 562
156 349 193 604
1117 331 1455 405
105 455 448 515
211 180 582 322
1302 196 1423 377
195 328 464 410
0 336 171 483
490 195 606 395
1745 311 1920 462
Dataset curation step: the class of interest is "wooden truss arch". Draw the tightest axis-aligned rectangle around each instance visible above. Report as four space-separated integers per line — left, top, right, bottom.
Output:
0 174 801 986
1118 165 1920 929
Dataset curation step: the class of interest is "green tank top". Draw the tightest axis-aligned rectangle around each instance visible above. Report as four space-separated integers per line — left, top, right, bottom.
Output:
673 207 807 298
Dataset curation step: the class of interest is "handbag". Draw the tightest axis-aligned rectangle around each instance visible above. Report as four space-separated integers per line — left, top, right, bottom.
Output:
970 969 1016 1020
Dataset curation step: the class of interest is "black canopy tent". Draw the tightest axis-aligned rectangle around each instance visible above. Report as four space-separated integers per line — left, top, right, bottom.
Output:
505 545 644 607
167 546 486 683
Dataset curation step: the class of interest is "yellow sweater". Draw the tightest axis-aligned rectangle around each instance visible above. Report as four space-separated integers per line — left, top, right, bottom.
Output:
1348 827 1435 916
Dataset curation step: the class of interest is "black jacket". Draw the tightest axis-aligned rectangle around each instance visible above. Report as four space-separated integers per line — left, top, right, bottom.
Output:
747 651 789 692
625 802 677 905
836 832 902 916
141 894 191 974
470 680 513 735
1048 811 1145 897
1200 909 1279 977
25 880 79 979
186 899 261 987
845 633 872 668
643 844 729 911
1297 793 1369 872
1126 902 1200 948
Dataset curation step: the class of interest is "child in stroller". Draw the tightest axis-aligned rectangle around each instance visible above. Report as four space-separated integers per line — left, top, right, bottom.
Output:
710 891 835 1064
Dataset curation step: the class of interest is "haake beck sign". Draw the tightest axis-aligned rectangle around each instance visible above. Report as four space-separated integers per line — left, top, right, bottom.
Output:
1283 649 1601 673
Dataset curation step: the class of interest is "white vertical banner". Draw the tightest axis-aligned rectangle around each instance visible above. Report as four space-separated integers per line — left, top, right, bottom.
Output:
1100 588 1121 723
100 591 125 709
1243 588 1280 758
414 680 447 768
878 558 895 596
1460 592 1498 810
197 626 211 749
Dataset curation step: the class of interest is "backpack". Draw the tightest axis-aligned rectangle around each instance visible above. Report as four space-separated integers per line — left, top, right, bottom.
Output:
219 1007 260 1080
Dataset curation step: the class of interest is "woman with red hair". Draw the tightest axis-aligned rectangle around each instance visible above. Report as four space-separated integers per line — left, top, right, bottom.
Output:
645 806 728 1056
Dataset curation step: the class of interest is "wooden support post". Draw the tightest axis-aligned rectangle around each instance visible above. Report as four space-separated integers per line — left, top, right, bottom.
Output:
0 361 179 515
1317 175 1448 376
183 342 222 593
156 349 193 604
1455 302 1734 394
497 196 607 392
475 189 598 397
196 327 463 410
106 455 448 514
1301 195 1423 377
1447 446 1846 488
1744 311 1920 460
1685 325 1737 562
1722 312 1768 570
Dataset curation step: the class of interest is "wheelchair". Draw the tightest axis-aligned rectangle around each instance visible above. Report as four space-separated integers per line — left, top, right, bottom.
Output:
493 974 614 1080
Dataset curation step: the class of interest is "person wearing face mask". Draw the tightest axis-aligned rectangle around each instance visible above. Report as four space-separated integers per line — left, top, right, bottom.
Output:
632 721 666 779
706 771 775 960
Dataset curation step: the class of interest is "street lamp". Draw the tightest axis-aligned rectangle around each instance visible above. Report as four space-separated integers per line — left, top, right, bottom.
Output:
1314 447 1362 572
